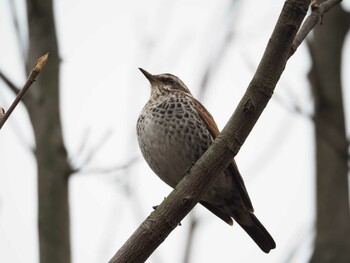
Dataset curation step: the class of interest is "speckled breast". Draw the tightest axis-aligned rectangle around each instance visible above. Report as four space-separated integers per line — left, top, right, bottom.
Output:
137 92 213 188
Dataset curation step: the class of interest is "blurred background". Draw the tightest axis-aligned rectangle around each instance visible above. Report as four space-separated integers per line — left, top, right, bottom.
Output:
0 0 350 262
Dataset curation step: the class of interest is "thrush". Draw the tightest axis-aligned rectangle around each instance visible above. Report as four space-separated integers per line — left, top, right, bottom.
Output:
137 68 276 253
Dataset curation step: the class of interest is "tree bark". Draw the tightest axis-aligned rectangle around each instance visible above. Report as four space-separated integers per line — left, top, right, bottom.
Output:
25 1 72 263
308 3 350 263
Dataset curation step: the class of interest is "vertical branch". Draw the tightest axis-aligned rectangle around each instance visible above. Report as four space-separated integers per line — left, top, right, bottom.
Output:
182 214 199 263
308 2 350 263
25 1 72 263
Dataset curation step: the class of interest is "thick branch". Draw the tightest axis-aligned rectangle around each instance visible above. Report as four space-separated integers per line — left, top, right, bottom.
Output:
0 53 48 129
25 1 72 262
308 2 350 261
109 1 311 262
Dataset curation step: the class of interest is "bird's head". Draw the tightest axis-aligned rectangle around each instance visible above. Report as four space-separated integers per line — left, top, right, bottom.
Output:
139 68 191 96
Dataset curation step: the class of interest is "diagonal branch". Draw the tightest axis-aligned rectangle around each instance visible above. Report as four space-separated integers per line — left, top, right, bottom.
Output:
72 129 114 173
0 53 48 129
109 0 314 262
0 70 21 94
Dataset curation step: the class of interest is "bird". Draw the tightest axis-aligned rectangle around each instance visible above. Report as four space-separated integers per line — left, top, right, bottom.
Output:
136 68 276 253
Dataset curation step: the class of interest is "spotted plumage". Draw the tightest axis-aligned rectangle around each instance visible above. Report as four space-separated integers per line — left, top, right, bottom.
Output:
137 68 276 253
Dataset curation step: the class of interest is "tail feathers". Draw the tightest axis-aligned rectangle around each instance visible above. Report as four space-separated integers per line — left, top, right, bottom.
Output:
238 213 276 253
200 201 233 225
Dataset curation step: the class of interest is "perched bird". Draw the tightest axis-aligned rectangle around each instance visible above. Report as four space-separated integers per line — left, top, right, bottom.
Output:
137 68 276 253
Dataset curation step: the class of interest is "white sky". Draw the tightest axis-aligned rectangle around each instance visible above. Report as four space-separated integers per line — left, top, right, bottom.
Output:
0 0 349 263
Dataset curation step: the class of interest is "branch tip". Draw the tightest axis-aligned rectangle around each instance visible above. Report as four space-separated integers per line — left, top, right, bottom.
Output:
34 52 49 72
0 53 47 129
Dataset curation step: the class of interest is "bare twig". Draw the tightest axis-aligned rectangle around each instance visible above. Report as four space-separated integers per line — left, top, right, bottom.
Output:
8 0 26 61
198 0 240 100
75 156 140 175
72 129 114 173
68 127 91 168
0 95 34 150
183 213 199 263
0 53 48 129
290 0 342 57
0 70 20 94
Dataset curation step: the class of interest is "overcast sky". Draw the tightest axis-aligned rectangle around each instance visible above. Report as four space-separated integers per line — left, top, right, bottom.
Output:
1 0 350 262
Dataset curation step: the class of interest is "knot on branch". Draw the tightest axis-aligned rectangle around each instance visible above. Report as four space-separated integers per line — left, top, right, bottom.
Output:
285 23 298 36
243 99 255 114
182 195 193 207
164 215 180 229
216 134 241 157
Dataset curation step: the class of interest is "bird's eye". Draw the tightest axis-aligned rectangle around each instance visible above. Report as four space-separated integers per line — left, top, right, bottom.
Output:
165 78 176 85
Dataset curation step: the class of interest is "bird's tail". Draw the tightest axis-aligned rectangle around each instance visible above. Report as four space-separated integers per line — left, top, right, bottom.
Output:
237 213 276 253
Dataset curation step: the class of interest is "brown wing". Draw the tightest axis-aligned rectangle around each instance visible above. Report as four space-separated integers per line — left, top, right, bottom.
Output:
191 96 254 212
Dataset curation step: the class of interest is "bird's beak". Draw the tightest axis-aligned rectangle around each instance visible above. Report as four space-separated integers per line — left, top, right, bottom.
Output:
139 68 159 84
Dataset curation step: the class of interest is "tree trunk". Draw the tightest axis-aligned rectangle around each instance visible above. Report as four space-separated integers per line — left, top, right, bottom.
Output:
308 4 350 263
25 1 72 263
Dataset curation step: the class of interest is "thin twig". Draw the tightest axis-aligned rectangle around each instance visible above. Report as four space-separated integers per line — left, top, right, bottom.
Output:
290 0 342 57
8 0 26 61
75 156 140 175
183 213 199 263
0 70 20 94
72 129 114 172
73 127 91 162
0 53 49 129
198 0 240 100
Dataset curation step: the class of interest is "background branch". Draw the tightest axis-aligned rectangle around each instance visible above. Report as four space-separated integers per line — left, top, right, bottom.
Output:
183 213 199 263
308 1 350 261
8 0 26 62
71 129 114 173
197 0 239 100
0 70 20 94
75 156 140 175
0 53 48 129
109 0 312 262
